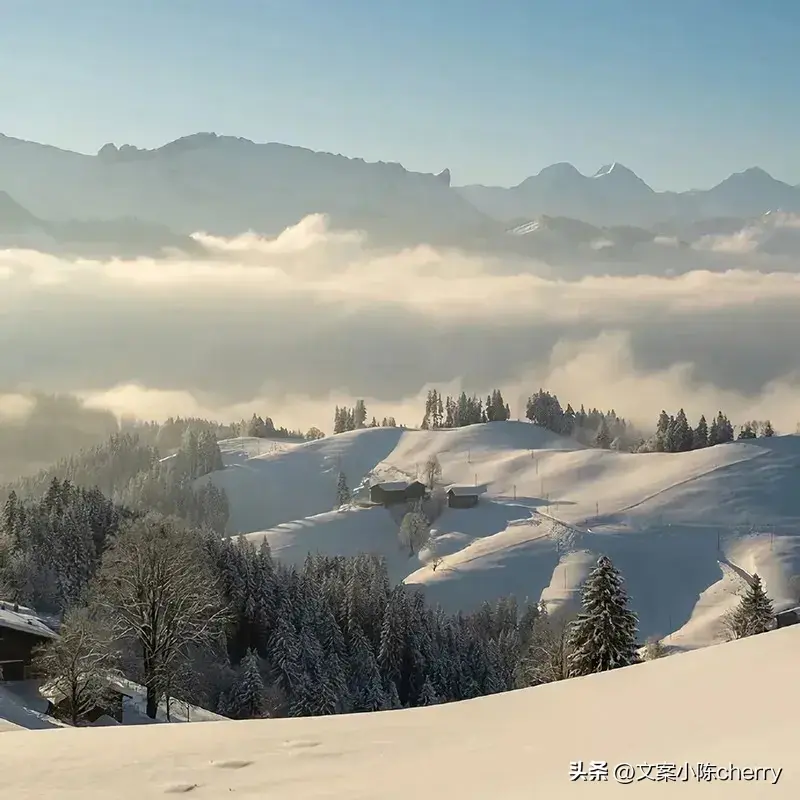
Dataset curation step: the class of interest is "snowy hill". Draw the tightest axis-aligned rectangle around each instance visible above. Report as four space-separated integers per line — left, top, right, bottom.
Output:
1 625 797 797
202 423 800 650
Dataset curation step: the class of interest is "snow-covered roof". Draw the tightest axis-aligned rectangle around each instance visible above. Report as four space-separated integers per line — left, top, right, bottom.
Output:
446 485 485 496
372 481 410 491
0 602 57 640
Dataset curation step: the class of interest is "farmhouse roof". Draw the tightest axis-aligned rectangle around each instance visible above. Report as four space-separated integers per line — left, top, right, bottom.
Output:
446 485 485 496
373 480 410 491
0 601 58 640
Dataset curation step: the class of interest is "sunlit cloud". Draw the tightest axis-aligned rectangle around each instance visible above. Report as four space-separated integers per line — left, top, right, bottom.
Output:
1 214 800 439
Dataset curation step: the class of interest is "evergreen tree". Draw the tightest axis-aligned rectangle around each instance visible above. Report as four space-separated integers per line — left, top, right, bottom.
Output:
674 409 693 451
335 472 351 508
227 648 268 719
593 418 612 449
693 415 709 449
567 555 639 676
655 410 670 451
418 677 440 705
727 574 774 639
737 422 757 440
762 420 775 437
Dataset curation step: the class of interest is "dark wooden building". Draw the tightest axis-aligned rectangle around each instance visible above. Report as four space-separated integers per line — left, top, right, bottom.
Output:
44 680 133 725
0 605 58 681
369 480 427 507
775 606 800 629
446 485 483 509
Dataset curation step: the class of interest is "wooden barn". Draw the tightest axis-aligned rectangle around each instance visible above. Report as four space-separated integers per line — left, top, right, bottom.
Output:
446 485 485 509
0 603 58 682
369 480 427 507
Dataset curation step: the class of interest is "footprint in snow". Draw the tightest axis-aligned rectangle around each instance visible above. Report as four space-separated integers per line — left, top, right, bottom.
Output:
282 739 322 750
164 784 200 794
213 759 253 770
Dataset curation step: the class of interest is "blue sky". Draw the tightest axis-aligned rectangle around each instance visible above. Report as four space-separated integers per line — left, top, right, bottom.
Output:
0 0 798 190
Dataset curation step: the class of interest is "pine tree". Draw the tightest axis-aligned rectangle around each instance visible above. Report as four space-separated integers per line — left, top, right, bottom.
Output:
727 574 774 639
737 422 757 440
335 472 351 508
593 418 612 449
418 677 440 705
655 410 670 451
228 649 268 719
693 415 709 449
762 420 775 437
674 409 693 451
567 555 639 676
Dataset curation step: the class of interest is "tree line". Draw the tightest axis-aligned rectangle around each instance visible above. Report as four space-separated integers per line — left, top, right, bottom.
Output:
334 401 398 433
633 410 775 453
8 490 778 726
0 428 230 613
421 389 511 429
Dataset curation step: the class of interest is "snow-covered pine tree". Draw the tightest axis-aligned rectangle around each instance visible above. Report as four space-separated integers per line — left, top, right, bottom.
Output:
228 648 268 719
593 418 612 449
347 624 385 712
727 574 774 638
335 471 351 508
693 415 709 449
567 555 639 676
418 677 440 705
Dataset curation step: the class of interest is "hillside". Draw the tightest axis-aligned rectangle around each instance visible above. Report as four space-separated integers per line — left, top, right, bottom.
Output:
0 190 202 258
203 422 800 649
1 625 796 797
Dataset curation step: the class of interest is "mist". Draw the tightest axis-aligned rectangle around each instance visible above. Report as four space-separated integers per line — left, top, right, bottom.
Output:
2 212 800 476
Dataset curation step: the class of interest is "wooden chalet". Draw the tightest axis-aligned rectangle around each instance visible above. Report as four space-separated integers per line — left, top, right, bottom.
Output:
369 480 427 507
0 602 58 682
446 485 486 509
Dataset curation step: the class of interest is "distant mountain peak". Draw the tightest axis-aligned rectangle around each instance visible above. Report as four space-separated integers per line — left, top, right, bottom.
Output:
435 168 451 187
722 166 780 185
537 162 580 177
593 162 639 180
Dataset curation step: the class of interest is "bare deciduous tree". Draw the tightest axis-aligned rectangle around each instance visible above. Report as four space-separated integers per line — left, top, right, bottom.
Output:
94 513 227 719
423 454 443 490
426 534 444 571
32 606 118 726
399 502 429 556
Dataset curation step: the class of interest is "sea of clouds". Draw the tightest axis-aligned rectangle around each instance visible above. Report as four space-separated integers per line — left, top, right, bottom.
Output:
2 212 800 469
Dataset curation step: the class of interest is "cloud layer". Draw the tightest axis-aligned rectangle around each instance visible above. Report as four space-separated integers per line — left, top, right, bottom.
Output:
2 213 800 442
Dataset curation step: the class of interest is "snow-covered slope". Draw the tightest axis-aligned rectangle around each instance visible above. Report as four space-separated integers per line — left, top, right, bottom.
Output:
2 625 797 797
204 423 800 649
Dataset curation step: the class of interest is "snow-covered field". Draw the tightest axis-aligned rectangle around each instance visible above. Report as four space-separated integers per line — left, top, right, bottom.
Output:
205 423 800 650
1 625 797 798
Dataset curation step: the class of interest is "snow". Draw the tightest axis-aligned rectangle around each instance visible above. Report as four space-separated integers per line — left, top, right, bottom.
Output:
446 484 485 496
372 480 411 491
204 422 800 650
0 674 227 731
0 602 58 640
1 625 797 797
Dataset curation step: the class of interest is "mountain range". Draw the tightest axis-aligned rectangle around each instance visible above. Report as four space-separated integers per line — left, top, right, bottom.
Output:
458 162 800 227
1 131 800 261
